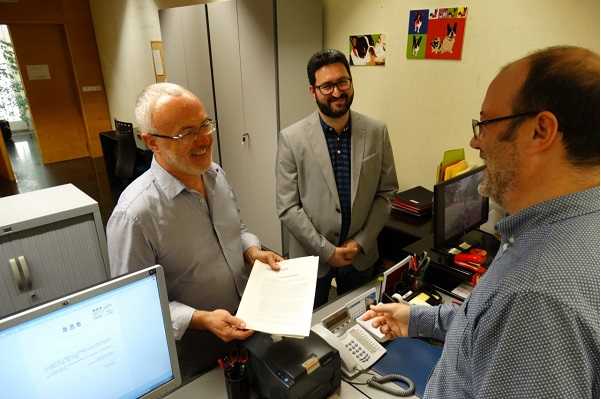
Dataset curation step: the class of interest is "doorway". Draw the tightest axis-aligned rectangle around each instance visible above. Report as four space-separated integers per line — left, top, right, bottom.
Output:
0 24 36 184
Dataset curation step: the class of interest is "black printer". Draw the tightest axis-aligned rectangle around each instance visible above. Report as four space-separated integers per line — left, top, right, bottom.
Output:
243 331 341 399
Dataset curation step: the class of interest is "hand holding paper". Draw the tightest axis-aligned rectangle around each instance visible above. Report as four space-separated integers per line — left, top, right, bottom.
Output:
236 256 318 337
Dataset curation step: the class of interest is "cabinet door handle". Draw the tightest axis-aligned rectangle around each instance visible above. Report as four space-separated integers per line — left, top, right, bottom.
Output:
9 257 26 292
17 256 33 291
8 256 32 293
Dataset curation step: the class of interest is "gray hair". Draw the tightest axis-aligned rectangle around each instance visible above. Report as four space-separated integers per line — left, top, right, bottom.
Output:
134 82 194 133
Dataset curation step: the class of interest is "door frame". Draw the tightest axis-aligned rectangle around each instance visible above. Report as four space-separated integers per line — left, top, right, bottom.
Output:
5 22 91 165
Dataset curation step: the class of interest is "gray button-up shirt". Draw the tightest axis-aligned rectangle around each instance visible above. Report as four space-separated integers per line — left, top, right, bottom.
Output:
410 187 599 398
107 159 260 340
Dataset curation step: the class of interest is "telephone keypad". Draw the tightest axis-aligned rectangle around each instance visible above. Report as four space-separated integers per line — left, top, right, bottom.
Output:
345 339 371 363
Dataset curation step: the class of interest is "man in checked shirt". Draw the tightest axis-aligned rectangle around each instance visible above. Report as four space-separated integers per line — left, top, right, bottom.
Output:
364 46 599 398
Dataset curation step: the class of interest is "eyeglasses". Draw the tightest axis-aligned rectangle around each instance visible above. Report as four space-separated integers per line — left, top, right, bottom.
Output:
148 119 216 141
471 111 540 138
315 78 353 95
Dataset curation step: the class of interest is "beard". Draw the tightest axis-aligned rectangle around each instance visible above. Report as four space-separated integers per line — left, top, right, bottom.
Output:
315 92 354 118
479 143 519 207
162 146 213 176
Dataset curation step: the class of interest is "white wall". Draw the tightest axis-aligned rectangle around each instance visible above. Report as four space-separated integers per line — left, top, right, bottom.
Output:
89 0 162 126
323 0 600 190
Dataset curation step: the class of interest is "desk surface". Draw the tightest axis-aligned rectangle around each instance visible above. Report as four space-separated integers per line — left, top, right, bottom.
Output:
166 281 421 399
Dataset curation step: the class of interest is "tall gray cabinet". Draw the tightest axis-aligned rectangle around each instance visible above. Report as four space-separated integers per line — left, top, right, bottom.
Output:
0 184 109 318
159 0 323 255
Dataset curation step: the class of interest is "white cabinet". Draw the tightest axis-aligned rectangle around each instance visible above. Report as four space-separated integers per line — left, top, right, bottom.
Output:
0 184 109 318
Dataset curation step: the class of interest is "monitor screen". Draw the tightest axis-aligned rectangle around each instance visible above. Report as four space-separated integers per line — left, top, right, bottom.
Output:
0 265 181 399
433 166 489 249
382 256 410 300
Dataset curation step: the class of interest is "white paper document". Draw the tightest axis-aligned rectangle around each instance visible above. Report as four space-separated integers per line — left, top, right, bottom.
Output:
236 256 318 337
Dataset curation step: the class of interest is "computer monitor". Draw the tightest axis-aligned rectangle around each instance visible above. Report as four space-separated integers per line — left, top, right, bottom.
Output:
433 166 489 250
381 256 411 301
0 265 181 399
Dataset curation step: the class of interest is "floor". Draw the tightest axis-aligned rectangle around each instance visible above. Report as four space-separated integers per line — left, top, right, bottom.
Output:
0 131 116 226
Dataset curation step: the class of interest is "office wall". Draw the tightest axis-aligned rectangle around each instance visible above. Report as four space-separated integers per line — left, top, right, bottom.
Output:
89 0 162 127
90 0 228 127
323 0 600 190
0 0 112 158
276 0 323 130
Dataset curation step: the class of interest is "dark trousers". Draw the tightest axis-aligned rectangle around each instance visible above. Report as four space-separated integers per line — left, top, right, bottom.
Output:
176 329 235 384
314 265 374 308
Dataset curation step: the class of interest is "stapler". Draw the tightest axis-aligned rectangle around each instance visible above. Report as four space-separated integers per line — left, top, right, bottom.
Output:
453 248 488 285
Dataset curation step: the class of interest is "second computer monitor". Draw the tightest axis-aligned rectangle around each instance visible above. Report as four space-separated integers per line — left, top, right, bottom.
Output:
433 166 489 250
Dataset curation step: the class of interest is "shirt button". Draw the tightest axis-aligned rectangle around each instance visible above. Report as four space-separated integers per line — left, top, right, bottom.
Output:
337 150 341 154
508 236 515 244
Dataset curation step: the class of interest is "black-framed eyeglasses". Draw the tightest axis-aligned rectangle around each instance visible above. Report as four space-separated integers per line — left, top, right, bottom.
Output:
315 78 353 95
148 119 216 141
471 111 540 138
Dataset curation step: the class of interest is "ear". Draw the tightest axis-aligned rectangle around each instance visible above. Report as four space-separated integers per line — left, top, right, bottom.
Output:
308 85 316 96
527 111 560 154
141 132 160 153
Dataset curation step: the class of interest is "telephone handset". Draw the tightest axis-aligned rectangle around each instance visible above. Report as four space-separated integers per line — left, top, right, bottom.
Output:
312 307 386 378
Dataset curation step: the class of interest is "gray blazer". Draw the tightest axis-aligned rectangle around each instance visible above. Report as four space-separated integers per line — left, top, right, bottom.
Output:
276 111 398 277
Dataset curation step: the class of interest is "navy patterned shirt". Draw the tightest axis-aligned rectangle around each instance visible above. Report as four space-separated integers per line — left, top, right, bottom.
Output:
320 116 352 244
409 187 600 398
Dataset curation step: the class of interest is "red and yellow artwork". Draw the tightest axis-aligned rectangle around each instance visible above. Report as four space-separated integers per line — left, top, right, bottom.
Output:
406 7 468 61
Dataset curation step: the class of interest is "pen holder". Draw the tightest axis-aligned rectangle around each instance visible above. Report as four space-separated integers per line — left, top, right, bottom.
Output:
224 365 250 399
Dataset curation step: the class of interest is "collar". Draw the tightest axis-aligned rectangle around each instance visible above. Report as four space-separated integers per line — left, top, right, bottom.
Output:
496 186 600 241
149 157 219 200
319 113 352 136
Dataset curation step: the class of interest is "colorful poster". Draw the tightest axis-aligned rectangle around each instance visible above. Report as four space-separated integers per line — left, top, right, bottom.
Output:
406 7 468 60
349 34 386 66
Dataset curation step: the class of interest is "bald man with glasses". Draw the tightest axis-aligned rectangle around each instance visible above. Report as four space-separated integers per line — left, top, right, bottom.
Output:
364 46 599 398
107 83 282 381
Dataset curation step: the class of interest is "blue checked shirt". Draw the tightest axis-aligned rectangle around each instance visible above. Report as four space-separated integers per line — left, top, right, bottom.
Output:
410 187 600 398
320 117 352 244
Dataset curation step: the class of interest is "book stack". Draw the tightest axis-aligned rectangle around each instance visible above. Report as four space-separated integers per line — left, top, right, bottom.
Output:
392 186 433 217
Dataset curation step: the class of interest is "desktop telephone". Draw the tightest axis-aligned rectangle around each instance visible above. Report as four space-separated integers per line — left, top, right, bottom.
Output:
312 306 386 378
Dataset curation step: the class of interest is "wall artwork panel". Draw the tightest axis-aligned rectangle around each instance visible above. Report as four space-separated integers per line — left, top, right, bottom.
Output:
406 7 468 60
349 34 386 66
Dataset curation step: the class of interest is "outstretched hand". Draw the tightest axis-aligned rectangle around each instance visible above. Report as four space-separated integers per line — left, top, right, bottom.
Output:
192 309 253 342
245 246 284 270
362 302 411 339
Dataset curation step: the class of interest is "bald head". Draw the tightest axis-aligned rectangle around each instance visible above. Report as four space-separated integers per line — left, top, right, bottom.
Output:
135 82 203 134
506 46 600 166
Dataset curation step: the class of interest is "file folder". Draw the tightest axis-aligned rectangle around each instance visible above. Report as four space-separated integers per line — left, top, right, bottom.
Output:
372 338 443 398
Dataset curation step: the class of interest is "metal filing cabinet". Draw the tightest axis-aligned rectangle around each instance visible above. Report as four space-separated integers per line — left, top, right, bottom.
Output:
0 184 109 318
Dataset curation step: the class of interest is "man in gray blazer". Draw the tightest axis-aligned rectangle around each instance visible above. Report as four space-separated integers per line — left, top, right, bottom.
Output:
107 83 282 381
276 49 398 307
